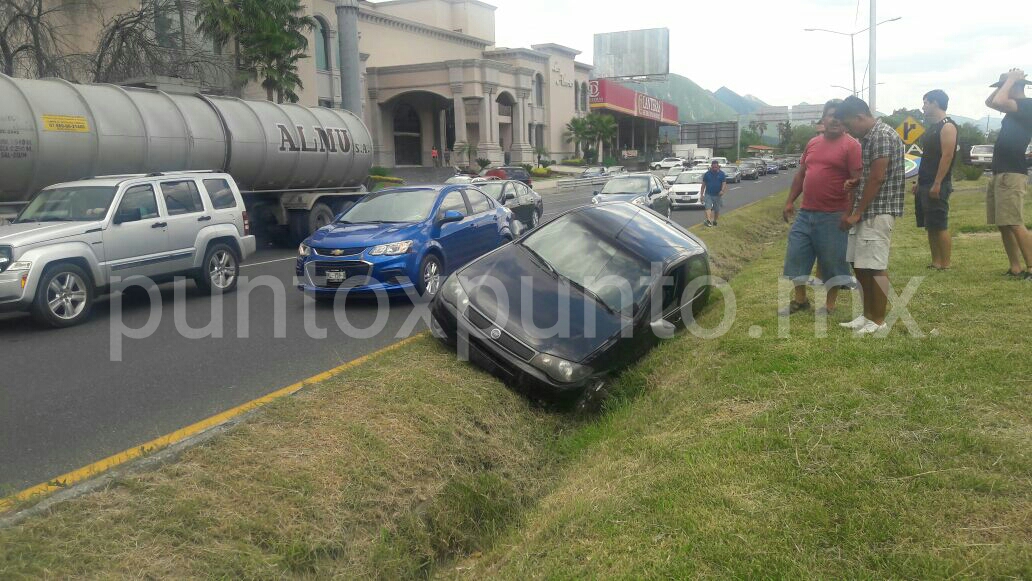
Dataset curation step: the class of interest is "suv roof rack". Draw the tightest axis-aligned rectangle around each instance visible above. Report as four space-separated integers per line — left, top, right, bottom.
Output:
81 170 224 180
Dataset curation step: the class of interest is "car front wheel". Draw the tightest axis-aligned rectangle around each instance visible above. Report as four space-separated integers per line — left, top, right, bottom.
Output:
32 263 94 328
417 254 443 297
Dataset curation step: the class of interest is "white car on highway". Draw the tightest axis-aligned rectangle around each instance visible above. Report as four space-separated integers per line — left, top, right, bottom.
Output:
663 166 684 186
970 144 993 168
668 170 708 208
651 157 686 170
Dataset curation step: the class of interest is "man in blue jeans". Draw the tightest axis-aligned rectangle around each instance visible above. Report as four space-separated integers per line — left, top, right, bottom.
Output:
782 99 862 315
701 160 727 227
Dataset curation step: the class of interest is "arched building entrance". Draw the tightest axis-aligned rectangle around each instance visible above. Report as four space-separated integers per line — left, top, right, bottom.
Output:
381 91 455 167
393 103 422 166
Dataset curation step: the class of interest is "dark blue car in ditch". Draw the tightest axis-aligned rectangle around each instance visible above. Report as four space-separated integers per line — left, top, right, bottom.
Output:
297 186 517 298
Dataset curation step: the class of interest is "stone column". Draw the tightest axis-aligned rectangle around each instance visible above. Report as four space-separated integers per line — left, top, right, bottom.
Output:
335 0 362 118
450 83 468 166
512 89 535 164
367 88 387 166
479 84 502 164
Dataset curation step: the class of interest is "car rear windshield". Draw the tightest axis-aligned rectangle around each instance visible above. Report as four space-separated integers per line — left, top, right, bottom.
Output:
15 186 117 223
971 145 993 154
600 176 650 195
341 189 438 223
520 212 651 313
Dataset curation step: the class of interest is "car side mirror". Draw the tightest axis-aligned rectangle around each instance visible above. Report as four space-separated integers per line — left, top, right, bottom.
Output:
651 187 663 196
592 190 600 197
440 210 464 224
504 192 516 201
650 318 676 339
114 206 142 224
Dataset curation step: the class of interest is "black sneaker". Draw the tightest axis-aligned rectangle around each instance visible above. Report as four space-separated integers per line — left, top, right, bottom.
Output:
777 301 811 316
1022 271 1032 281
712 221 718 227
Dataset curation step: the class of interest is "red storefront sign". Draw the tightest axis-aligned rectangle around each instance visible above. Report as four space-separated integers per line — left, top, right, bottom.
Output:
588 79 678 124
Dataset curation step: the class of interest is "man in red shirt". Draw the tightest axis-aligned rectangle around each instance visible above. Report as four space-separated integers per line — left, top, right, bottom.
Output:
781 99 863 315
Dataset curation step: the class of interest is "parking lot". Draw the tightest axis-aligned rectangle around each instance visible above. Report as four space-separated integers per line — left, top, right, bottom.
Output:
0 170 795 492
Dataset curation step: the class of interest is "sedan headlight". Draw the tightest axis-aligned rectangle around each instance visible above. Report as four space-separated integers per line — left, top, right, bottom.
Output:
439 273 469 309
531 353 592 384
370 240 414 256
298 243 312 257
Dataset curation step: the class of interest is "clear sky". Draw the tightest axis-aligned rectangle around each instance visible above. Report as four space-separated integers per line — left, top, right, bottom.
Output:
488 0 1030 121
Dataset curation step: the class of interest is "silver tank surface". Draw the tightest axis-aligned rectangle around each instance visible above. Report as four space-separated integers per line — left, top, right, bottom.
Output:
0 74 373 203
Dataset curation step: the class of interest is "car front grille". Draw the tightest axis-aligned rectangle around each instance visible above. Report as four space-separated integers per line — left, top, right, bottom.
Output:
313 246 365 257
466 306 536 361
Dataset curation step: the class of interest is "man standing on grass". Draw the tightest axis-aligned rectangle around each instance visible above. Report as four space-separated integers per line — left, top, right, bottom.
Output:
916 89 959 270
834 96 906 336
781 99 862 316
985 69 1032 280
701 160 727 227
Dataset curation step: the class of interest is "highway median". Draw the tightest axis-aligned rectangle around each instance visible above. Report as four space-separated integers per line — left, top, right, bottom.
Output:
3 181 1030 578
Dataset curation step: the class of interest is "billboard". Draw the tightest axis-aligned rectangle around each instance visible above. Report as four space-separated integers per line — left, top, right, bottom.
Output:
679 122 740 150
593 28 670 79
590 80 678 124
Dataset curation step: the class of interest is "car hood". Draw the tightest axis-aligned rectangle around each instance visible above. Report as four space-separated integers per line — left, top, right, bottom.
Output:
0 221 103 248
594 193 643 203
669 183 702 193
459 244 626 363
307 221 424 248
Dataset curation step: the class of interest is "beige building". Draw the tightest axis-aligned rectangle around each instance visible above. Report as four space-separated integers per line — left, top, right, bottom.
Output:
41 0 594 168
304 0 594 167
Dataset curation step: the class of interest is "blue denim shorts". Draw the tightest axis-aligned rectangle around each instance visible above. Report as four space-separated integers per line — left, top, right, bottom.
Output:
704 194 722 212
783 209 852 286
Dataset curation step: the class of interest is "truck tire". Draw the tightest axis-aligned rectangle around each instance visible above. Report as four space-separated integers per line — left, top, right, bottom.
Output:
31 263 95 328
195 243 240 294
288 202 336 245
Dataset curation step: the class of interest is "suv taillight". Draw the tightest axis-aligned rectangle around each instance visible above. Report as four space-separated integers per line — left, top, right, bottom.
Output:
242 210 251 236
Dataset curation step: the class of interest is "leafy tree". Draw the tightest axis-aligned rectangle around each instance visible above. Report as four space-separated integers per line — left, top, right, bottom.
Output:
587 113 618 162
777 121 793 151
563 117 590 158
196 0 313 102
739 129 762 150
0 0 70 78
788 124 818 153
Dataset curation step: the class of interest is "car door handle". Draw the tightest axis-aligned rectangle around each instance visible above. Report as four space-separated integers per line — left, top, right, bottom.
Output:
152 222 167 228
197 215 212 222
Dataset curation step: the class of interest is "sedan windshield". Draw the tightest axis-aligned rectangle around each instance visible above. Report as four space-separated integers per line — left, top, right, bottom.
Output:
600 176 650 195
341 189 438 223
675 172 706 184
16 186 117 223
520 212 652 313
972 145 993 154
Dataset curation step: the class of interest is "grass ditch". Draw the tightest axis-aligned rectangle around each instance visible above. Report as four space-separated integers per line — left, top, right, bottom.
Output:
444 179 1032 578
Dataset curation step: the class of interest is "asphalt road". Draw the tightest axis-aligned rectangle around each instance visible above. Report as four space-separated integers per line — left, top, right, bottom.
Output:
0 169 795 492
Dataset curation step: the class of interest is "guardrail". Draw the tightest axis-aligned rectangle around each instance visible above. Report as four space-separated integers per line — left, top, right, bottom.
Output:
555 175 613 191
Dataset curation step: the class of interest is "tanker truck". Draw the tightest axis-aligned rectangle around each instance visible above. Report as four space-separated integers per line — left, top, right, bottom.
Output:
0 74 374 244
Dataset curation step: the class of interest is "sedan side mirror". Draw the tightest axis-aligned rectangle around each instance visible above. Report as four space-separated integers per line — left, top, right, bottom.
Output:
592 190 600 197
440 210 464 224
504 192 516 202
651 187 663 196
650 319 676 339
114 206 142 224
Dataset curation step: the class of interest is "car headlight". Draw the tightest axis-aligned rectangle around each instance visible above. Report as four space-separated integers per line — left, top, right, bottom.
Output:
299 243 311 257
439 273 469 309
370 240 414 256
531 353 592 384
7 260 32 271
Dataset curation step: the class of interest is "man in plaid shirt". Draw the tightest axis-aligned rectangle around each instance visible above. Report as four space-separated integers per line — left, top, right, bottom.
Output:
833 96 905 336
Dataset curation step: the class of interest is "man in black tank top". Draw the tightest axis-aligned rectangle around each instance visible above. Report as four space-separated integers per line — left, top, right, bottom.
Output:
915 89 958 270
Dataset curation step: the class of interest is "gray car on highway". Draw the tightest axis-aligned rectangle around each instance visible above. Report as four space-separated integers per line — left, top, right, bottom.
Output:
0 171 256 327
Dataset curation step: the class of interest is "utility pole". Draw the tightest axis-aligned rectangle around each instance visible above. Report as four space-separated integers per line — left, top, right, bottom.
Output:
869 0 877 113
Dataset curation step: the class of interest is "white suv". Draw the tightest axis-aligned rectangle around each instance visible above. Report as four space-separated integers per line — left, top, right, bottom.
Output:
651 157 686 170
0 171 256 327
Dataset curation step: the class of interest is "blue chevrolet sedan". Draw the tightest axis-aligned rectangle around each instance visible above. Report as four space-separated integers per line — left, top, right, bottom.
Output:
297 186 517 297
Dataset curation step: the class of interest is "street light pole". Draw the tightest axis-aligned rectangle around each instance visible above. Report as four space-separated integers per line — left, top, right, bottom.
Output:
850 35 856 96
869 0 877 113
803 14 899 105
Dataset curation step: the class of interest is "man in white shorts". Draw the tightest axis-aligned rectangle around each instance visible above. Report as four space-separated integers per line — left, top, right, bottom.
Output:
833 96 906 336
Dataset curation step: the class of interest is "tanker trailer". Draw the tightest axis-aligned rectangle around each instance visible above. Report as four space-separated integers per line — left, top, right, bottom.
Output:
0 74 373 244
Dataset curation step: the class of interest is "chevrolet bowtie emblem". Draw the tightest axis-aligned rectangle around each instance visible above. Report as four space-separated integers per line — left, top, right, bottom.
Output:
331 249 344 256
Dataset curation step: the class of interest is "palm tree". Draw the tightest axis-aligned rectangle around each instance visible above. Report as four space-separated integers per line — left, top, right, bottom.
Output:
563 117 590 158
756 121 768 140
588 113 618 162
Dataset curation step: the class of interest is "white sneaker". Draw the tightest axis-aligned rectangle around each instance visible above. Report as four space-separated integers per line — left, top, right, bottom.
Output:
840 315 868 330
854 321 887 336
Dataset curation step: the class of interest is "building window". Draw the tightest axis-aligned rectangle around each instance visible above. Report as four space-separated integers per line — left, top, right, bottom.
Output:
314 17 331 71
574 83 579 111
535 73 544 106
581 82 588 111
318 98 333 108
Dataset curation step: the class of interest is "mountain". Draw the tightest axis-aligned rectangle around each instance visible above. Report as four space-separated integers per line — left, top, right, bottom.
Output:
620 75 738 123
714 86 767 115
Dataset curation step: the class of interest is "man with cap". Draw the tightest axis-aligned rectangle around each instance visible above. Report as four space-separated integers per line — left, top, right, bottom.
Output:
985 69 1032 280
700 159 728 227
